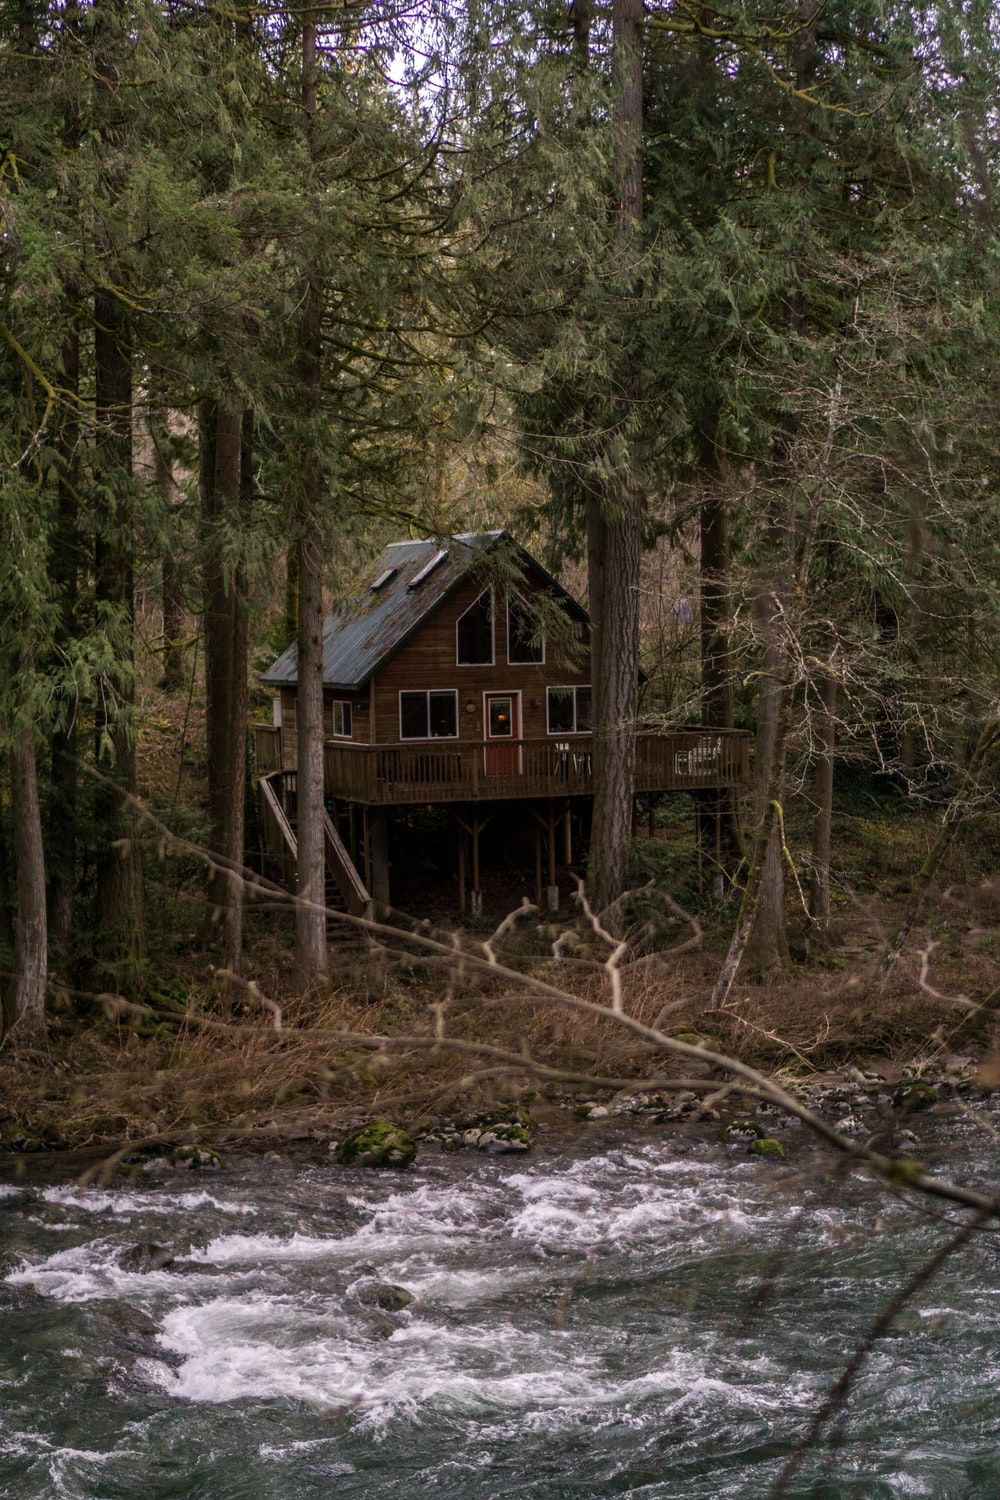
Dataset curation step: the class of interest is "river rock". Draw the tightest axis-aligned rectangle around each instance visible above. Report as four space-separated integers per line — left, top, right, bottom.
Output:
336 1121 416 1169
463 1122 531 1153
171 1144 223 1171
105 1303 160 1337
118 1242 177 1273
893 1081 939 1112
348 1277 414 1312
0 1248 24 1278
751 1137 786 1159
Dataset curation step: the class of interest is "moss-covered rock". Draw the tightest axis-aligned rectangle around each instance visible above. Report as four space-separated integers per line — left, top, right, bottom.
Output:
893 1081 939 1112
669 1031 716 1051
172 1144 223 1171
752 1137 786 1159
468 1122 531 1154
9 1135 44 1154
337 1120 416 1169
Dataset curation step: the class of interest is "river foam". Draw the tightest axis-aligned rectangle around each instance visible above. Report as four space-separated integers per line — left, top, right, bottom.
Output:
3 1123 997 1498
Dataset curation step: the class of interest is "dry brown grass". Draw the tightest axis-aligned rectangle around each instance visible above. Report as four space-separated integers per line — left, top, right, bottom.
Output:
3 885 996 1160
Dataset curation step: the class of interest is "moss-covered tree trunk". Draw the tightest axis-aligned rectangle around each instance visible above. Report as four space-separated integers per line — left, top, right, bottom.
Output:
200 397 249 979
92 287 146 985
5 705 47 1035
587 0 643 915
294 3 328 984
809 669 837 933
47 314 80 965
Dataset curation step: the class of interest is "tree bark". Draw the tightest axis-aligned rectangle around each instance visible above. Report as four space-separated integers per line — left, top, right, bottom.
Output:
809 668 837 933
200 397 249 978
294 3 328 983
587 0 644 915
283 550 299 646
93 287 146 984
709 685 794 1008
92 0 145 985
697 452 742 872
744 576 790 974
47 314 80 963
154 431 186 692
5 716 47 1034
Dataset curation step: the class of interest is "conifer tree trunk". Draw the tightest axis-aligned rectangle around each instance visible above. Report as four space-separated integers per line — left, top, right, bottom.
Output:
6 712 47 1035
154 433 185 692
744 572 790 973
93 288 146 982
295 3 327 983
284 551 299 646
47 316 80 963
0 780 13 965
200 398 249 978
697 448 742 872
92 0 145 984
587 0 643 914
809 669 837 932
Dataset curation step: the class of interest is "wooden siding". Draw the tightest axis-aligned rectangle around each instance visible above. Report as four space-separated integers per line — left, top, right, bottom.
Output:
372 572 589 743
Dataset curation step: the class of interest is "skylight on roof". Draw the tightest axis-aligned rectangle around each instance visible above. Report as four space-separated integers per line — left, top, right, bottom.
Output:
370 566 398 592
408 549 447 588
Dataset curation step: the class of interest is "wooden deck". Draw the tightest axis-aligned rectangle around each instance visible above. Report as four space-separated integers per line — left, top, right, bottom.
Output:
255 726 750 806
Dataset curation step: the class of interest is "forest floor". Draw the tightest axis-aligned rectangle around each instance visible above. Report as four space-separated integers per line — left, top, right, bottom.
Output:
2 674 999 1168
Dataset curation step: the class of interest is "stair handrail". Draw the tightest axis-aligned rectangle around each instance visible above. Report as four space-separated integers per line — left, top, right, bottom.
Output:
322 810 374 921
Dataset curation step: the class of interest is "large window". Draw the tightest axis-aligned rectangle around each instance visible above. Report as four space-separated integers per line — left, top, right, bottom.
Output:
507 594 545 664
456 590 494 665
328 700 353 738
399 689 459 740
547 685 592 735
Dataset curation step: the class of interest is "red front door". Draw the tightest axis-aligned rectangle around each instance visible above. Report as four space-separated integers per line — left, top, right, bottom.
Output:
484 693 520 776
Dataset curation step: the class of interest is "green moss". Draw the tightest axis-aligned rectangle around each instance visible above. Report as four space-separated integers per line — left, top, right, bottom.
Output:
337 1120 416 1169
670 1031 716 1051
893 1081 939 1112
752 1137 786 1159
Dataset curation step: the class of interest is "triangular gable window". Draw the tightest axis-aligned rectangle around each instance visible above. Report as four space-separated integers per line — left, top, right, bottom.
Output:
456 589 494 665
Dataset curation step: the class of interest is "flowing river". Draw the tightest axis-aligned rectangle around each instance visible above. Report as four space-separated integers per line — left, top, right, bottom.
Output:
2 1112 999 1498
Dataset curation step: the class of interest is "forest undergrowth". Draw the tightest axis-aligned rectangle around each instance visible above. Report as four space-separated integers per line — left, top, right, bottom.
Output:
2 673 998 1161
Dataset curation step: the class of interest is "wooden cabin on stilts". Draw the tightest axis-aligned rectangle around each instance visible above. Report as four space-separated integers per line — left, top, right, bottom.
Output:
254 531 750 925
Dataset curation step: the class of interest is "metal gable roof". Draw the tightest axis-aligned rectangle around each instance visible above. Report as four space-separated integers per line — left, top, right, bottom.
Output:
261 530 586 691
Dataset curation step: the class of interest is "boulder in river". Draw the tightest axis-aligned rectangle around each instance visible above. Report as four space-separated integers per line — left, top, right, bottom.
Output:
462 1121 531 1153
118 1242 177 1273
751 1137 786 1160
893 1081 939 1112
348 1277 415 1312
336 1120 416 1169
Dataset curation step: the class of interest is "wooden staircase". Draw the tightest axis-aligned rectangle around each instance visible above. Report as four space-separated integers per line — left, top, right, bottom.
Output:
258 771 374 949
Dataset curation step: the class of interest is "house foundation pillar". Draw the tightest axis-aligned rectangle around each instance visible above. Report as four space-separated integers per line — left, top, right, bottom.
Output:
369 807 390 914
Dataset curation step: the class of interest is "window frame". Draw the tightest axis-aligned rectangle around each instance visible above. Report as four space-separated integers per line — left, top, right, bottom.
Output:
398 688 460 741
329 699 353 739
455 587 495 667
506 592 546 666
546 685 592 735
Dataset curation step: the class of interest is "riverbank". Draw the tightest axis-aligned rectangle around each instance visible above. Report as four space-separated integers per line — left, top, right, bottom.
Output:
1 910 996 1176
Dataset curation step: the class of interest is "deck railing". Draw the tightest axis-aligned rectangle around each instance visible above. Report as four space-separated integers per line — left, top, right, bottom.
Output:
320 729 750 805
